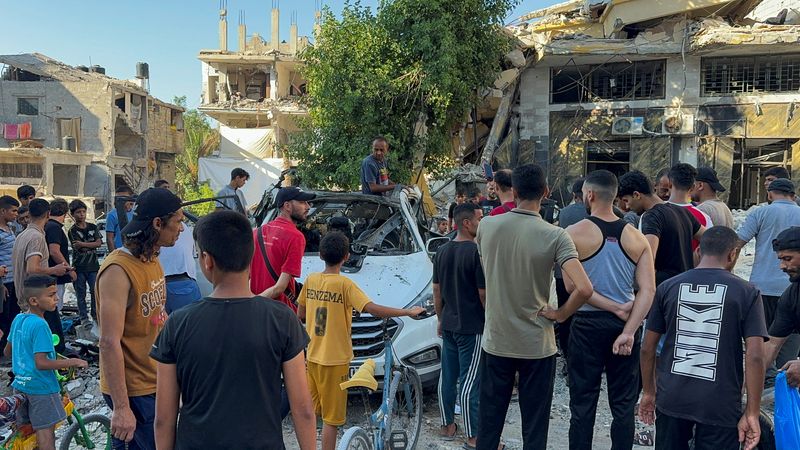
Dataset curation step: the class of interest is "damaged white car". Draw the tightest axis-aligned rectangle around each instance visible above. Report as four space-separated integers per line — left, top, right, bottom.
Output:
258 189 441 386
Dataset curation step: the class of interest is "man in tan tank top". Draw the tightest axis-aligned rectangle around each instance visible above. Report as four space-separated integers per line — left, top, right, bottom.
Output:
96 188 184 450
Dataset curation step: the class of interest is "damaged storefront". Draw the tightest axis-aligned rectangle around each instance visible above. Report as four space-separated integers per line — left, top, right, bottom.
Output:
482 0 800 208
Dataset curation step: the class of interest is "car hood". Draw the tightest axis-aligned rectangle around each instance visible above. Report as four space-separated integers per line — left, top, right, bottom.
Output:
300 251 432 308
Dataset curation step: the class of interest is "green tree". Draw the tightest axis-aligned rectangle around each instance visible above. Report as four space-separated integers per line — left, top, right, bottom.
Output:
287 0 516 190
173 96 219 215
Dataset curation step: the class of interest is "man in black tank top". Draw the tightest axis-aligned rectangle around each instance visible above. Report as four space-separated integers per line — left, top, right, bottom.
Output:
564 170 656 450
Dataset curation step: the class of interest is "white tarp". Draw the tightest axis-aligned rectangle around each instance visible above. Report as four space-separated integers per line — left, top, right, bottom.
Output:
198 157 284 208
219 125 275 159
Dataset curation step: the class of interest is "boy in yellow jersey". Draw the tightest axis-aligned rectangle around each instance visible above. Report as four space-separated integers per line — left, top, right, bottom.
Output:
298 231 425 450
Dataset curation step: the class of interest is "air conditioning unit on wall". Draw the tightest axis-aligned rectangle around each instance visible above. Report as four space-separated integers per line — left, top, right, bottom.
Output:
611 117 644 136
662 114 695 135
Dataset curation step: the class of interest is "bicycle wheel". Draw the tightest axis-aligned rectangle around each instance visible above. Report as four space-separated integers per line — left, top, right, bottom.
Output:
385 367 423 450
337 426 372 450
59 413 111 450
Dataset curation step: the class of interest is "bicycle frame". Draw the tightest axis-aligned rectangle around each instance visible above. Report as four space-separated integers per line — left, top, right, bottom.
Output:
358 319 416 450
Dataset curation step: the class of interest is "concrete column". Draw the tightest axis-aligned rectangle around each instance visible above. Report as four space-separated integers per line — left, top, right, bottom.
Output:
271 8 280 50
238 24 246 52
270 66 278 100
78 164 86 197
219 9 228 52
44 157 53 196
290 23 298 55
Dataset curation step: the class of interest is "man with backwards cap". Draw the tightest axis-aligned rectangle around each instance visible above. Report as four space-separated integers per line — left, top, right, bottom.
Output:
765 226 800 387
737 178 800 384
96 188 185 449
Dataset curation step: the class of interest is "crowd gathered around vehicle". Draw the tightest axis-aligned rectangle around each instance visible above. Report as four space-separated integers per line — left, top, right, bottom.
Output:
1 136 800 450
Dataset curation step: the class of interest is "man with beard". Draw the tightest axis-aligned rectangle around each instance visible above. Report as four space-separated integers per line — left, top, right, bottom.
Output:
764 226 800 387
361 136 396 196
251 187 316 313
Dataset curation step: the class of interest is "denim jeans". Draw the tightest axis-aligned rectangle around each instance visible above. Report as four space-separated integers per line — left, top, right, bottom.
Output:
439 331 482 438
74 271 97 320
103 394 155 450
165 278 202 314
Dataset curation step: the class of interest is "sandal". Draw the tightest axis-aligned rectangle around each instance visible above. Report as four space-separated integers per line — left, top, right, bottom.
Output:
633 429 654 446
440 423 458 441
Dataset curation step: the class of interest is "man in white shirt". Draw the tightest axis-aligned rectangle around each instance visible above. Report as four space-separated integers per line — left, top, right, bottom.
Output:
159 223 201 314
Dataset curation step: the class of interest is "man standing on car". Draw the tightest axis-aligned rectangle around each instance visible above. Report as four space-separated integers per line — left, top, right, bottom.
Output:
250 187 316 313
361 136 396 196
434 203 485 449
96 188 184 449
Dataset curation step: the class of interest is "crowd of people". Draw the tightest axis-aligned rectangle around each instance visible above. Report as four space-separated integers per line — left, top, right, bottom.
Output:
1 145 800 450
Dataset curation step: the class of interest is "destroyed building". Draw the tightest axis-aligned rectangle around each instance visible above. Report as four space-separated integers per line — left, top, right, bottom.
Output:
196 2 312 204
0 53 185 216
481 0 800 208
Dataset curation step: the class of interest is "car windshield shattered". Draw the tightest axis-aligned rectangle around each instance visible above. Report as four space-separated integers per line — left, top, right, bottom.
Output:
299 197 419 256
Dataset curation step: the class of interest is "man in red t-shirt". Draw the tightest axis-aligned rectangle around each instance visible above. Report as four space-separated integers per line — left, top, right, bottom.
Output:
489 169 515 216
666 163 712 249
250 187 316 312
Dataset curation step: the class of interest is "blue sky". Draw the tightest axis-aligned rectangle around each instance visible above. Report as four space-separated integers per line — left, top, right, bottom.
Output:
0 0 549 109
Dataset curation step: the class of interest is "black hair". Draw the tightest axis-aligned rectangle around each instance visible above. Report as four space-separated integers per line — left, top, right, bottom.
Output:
193 210 254 272
115 185 134 195
494 169 513 191
453 203 480 227
21 274 56 310
571 177 585 195
0 195 19 210
618 171 654 197
28 198 50 219
668 163 697 190
49 198 68 217
69 199 88 214
320 231 349 266
372 135 389 146
124 212 176 260
154 179 169 188
512 164 547 201
16 185 35 200
699 226 739 257
231 168 250 180
584 170 618 202
764 166 790 179
17 206 28 215
468 188 481 199
656 167 670 180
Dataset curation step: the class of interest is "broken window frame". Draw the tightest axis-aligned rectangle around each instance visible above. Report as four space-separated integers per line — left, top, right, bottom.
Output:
550 60 667 104
17 97 39 116
701 54 800 96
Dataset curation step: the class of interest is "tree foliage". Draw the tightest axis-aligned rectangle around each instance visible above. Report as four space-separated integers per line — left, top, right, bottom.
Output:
173 96 219 215
287 0 516 190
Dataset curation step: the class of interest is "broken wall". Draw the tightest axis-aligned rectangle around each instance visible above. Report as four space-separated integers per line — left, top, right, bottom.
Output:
0 80 112 154
146 103 185 155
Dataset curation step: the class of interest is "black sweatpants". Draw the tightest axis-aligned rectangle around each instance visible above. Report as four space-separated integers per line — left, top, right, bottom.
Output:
555 277 572 359
477 352 555 450
568 312 640 450
655 410 738 450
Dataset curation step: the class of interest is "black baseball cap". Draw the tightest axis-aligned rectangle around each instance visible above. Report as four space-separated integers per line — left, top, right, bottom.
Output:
121 188 183 238
696 167 726 193
773 226 800 252
767 178 795 194
275 187 315 209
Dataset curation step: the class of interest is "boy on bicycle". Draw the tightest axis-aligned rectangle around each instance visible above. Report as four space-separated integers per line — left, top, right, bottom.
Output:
5 275 87 450
297 231 425 450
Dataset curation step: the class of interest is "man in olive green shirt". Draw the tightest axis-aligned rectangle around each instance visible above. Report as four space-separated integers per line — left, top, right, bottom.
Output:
475 164 593 450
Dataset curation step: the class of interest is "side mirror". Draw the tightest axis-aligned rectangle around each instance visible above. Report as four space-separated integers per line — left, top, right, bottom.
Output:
425 236 450 256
